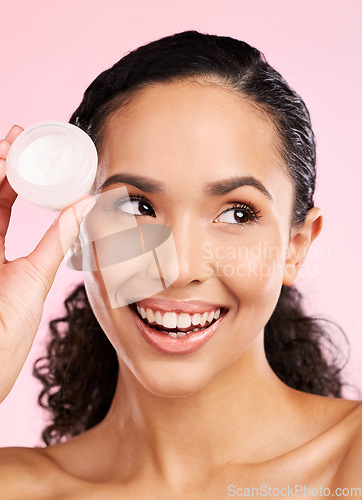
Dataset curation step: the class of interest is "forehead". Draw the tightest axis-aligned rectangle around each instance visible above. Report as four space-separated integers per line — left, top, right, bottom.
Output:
97 80 292 200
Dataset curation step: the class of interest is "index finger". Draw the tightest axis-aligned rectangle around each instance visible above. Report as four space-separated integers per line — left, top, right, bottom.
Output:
0 170 18 242
4 125 24 144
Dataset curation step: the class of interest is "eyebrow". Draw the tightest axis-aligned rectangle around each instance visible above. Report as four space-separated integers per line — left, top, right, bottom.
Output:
99 174 165 194
205 176 273 201
98 173 273 202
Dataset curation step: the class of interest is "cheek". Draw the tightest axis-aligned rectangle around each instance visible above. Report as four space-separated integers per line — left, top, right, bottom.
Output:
83 271 138 361
198 228 288 363
80 228 179 311
83 271 112 331
203 227 287 306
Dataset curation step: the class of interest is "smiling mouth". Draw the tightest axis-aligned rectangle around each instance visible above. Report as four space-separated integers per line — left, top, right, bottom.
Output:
130 303 228 338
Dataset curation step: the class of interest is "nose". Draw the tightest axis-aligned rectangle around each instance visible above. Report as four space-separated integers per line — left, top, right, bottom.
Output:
146 216 211 289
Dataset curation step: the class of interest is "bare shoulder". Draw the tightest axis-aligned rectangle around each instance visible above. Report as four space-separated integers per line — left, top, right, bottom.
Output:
0 446 74 499
332 402 362 484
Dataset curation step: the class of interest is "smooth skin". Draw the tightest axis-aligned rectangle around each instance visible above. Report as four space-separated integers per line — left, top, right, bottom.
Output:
0 81 361 499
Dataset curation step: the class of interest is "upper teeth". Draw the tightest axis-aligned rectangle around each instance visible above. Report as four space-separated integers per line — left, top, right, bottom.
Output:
136 306 221 330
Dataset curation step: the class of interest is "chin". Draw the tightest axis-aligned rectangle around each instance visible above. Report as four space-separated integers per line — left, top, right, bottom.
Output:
128 360 216 398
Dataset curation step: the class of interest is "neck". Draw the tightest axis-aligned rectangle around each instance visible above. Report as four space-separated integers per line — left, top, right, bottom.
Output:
98 333 303 485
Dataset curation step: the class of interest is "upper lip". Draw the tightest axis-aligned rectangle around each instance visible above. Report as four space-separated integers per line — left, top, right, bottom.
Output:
134 298 228 315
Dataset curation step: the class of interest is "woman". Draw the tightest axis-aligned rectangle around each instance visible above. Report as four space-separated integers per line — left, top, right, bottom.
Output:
0 30 360 497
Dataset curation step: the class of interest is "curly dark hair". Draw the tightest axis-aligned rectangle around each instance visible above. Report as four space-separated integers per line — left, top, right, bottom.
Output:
34 30 350 446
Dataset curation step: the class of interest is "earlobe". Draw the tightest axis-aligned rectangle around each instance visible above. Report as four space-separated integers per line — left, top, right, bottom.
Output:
283 207 323 286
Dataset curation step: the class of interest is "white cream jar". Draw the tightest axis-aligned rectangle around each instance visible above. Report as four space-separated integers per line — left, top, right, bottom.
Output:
6 121 98 211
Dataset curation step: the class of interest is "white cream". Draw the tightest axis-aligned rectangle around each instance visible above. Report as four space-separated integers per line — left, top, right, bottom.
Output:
17 134 83 186
6 121 98 211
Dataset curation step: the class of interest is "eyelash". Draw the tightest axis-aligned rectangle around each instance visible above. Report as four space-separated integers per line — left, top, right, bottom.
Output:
220 202 262 226
111 193 263 226
111 194 156 217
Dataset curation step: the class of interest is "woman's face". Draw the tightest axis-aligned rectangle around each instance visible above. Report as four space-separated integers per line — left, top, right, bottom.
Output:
80 80 295 397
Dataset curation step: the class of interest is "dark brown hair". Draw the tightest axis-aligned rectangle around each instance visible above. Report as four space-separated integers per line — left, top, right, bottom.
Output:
34 30 349 445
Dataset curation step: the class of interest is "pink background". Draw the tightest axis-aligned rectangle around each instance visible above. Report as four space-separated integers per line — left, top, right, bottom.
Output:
0 0 361 447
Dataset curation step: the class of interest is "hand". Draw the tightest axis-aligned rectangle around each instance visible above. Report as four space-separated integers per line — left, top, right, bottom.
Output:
0 125 96 403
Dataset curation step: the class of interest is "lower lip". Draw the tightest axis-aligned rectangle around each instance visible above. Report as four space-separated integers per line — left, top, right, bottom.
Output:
129 305 227 354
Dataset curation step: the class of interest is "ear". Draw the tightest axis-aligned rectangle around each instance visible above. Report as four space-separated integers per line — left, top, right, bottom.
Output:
283 207 323 286
67 235 84 271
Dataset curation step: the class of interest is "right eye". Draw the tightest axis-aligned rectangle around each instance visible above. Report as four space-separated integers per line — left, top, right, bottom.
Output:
113 194 156 218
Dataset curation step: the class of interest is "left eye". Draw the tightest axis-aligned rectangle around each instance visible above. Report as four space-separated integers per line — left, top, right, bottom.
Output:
114 198 155 217
216 206 256 225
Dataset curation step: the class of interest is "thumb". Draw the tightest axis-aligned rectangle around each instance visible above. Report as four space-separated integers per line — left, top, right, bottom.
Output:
27 195 97 293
